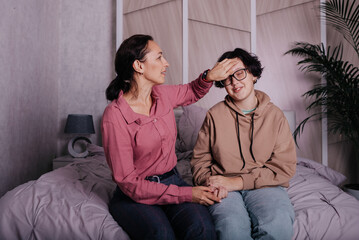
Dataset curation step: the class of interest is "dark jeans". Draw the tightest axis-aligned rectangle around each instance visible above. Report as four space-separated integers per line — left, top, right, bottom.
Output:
109 169 216 240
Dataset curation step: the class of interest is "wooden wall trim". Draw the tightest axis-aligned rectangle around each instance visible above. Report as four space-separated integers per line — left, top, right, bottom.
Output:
320 0 328 166
116 0 123 49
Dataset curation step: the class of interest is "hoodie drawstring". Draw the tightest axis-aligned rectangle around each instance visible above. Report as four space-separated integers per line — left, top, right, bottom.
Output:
236 112 246 170
236 112 256 170
249 113 256 163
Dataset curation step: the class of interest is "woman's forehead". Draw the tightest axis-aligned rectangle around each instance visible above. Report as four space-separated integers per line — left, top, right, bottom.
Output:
147 40 162 55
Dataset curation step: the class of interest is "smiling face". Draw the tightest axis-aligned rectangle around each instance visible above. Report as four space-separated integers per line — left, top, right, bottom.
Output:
224 58 257 109
141 40 169 85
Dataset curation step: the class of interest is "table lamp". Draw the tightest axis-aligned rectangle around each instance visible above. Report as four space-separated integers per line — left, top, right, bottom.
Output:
64 114 95 158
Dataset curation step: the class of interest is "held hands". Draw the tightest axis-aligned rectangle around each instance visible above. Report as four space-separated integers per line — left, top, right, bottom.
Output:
206 58 241 82
192 176 243 204
206 176 244 199
211 186 228 199
192 186 221 206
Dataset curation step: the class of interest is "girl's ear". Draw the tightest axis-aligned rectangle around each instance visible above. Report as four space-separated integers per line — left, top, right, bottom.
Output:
133 60 144 74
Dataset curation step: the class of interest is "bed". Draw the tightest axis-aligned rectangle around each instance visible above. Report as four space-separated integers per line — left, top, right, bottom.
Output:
1 105 359 240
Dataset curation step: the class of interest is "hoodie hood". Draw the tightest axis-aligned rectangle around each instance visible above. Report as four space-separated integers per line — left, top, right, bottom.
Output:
224 90 272 119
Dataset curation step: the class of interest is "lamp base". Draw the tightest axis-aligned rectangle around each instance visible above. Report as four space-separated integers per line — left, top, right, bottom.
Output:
68 136 92 158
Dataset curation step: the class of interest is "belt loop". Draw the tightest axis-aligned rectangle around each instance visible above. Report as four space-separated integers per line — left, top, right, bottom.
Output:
153 175 160 183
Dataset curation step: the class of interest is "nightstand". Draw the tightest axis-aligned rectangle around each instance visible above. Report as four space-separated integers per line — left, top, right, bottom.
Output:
53 155 78 170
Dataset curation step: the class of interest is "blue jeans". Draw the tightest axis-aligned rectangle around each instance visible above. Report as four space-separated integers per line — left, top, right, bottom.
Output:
109 169 216 240
209 187 294 240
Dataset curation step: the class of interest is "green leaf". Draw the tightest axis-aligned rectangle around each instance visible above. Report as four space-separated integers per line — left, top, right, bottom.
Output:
321 0 359 57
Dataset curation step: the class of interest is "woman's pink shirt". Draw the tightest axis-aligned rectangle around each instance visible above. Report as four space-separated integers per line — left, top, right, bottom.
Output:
101 75 212 205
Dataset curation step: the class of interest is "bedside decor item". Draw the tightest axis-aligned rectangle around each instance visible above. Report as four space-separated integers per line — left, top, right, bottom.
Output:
64 114 95 158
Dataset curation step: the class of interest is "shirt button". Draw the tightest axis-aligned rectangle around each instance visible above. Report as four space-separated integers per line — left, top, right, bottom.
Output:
153 118 157 122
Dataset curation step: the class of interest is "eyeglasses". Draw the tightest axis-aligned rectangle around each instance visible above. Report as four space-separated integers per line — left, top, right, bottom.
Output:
220 68 247 87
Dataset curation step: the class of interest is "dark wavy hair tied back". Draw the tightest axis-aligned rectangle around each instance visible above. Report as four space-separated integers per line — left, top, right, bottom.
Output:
215 48 264 88
106 34 153 101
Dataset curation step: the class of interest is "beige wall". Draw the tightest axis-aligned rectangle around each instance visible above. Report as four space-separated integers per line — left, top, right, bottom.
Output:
123 0 183 86
257 0 322 166
326 0 359 183
121 0 357 183
189 0 252 109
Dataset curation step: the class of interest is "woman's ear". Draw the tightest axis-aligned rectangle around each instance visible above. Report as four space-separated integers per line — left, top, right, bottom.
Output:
133 60 144 74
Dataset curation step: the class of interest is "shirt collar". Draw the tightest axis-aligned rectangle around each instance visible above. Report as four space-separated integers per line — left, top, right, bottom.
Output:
115 90 160 125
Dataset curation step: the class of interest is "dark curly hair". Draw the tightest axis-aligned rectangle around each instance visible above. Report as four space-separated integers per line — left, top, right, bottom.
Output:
214 48 264 88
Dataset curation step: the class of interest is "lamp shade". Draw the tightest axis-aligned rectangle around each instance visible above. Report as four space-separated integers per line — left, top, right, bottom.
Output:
64 114 95 134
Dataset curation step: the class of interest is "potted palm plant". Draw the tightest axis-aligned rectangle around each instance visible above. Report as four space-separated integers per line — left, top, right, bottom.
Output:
285 0 359 199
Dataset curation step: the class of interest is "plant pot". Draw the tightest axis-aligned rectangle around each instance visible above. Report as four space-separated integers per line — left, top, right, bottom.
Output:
343 184 359 201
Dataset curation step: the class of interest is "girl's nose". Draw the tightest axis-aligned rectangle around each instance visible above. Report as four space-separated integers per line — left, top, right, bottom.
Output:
230 77 238 86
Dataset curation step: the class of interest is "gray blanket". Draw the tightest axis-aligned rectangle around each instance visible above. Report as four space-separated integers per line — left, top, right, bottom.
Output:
1 146 359 240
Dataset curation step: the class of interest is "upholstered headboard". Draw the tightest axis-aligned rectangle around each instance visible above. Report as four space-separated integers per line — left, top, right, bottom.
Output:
174 107 296 133
283 110 296 133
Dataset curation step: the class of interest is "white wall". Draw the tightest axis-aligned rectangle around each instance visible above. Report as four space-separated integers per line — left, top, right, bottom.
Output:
56 0 116 157
0 0 60 196
0 0 116 197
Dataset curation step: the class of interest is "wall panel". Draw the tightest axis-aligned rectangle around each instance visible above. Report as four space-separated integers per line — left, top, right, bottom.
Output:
256 0 314 15
189 0 251 31
326 0 359 183
0 0 59 196
57 0 116 156
257 1 322 163
123 0 173 14
188 21 251 109
188 0 251 109
123 0 182 85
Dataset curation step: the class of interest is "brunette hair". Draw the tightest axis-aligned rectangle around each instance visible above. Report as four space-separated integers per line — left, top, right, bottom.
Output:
215 48 264 88
106 34 153 101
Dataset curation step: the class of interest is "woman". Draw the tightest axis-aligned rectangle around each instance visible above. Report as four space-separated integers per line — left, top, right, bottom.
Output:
101 34 239 240
191 48 296 240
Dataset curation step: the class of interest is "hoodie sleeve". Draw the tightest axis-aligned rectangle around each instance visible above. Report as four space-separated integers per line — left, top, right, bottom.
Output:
191 113 213 186
240 117 297 190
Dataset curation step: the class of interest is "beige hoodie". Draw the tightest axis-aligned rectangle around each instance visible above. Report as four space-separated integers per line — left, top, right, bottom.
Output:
191 90 296 190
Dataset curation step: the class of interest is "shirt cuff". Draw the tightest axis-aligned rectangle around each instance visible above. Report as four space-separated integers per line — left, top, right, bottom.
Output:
198 73 213 88
178 186 193 203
